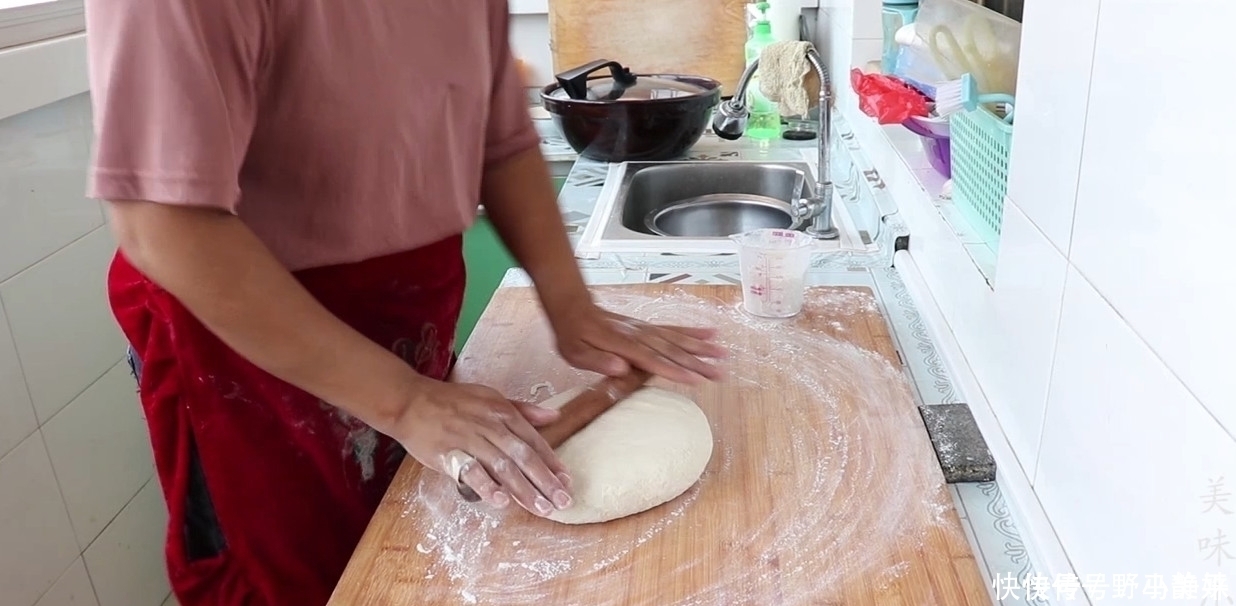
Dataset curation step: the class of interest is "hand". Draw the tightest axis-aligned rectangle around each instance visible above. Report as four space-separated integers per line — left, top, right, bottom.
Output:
550 303 728 384
395 380 573 516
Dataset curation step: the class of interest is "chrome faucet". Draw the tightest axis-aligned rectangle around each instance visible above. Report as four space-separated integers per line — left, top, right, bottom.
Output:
712 48 838 240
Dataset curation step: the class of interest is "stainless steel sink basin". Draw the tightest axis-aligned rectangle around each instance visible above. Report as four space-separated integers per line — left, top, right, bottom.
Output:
598 161 816 241
645 193 801 237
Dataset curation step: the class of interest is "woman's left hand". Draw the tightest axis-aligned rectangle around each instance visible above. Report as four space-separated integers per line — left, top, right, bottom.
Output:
548 303 728 384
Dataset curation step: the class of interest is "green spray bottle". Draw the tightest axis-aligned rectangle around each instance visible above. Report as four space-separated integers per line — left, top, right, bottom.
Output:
744 2 780 140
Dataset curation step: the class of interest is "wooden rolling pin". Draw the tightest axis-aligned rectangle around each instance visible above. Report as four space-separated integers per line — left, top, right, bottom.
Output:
539 369 652 448
455 369 652 502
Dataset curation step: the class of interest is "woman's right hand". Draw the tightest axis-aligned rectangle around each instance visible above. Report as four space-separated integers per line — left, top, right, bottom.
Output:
394 381 574 517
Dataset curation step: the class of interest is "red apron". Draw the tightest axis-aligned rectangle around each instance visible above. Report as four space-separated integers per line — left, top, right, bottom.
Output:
109 236 465 606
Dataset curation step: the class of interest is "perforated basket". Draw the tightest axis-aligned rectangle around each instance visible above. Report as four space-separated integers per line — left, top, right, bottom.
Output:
949 105 1013 250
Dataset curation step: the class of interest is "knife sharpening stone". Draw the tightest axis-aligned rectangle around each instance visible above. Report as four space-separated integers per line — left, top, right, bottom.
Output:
918 403 996 483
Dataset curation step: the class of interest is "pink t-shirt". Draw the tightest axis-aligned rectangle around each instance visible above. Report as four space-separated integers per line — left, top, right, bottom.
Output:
84 0 539 271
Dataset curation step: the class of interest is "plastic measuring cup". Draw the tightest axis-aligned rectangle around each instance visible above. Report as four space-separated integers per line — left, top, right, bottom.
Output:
731 228 815 318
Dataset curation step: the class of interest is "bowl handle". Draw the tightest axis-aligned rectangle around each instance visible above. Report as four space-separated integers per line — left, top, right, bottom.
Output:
555 60 637 100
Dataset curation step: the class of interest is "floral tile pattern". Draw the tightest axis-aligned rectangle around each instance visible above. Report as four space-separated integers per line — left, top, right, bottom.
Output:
533 118 577 163
958 482 1055 606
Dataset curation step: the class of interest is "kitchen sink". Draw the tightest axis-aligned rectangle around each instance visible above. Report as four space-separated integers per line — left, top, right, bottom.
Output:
600 161 815 241
575 159 870 256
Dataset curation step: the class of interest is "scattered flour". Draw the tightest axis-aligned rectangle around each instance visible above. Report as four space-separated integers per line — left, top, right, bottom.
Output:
401 288 959 605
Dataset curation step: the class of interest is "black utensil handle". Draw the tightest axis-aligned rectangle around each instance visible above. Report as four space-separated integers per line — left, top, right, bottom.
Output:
555 59 637 100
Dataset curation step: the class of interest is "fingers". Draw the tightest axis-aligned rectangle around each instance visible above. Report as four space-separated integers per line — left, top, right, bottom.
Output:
470 435 564 517
414 384 576 516
629 329 724 381
610 315 728 360
500 411 572 484
491 427 573 511
664 325 719 341
458 457 508 508
510 400 560 427
653 325 729 359
453 398 572 517
491 404 570 510
591 330 706 385
580 318 724 384
560 341 631 377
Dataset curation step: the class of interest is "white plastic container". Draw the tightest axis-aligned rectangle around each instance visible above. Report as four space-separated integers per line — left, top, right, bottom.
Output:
765 0 801 42
732 228 814 318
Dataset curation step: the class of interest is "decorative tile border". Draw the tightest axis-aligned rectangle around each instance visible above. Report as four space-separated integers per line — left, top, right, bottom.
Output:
533 119 578 163
958 482 1054 606
877 264 960 405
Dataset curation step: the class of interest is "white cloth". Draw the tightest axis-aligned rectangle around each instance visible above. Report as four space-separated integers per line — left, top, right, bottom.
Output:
757 41 813 117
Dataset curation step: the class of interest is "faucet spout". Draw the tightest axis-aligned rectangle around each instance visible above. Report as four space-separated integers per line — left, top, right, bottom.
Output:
711 47 838 240
803 50 837 240
711 59 760 141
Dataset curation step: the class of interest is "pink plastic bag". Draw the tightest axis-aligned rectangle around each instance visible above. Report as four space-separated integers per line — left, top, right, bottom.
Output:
850 69 930 125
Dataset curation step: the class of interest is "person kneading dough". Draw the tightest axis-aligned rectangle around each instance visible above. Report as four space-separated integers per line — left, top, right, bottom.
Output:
82 1 729 604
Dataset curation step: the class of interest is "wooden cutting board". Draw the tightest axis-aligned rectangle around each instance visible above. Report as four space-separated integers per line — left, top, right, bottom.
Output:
547 0 748 94
329 284 991 606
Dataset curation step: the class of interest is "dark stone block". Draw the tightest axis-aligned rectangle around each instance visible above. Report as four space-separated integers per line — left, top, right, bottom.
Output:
918 403 997 483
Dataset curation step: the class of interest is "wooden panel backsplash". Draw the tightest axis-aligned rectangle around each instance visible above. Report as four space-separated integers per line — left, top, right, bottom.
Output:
548 0 748 95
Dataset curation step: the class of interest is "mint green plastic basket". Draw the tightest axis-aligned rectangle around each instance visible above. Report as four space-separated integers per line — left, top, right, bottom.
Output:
949 105 1014 251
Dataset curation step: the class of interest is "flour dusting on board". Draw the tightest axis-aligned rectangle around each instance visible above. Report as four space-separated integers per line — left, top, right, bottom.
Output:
403 288 962 605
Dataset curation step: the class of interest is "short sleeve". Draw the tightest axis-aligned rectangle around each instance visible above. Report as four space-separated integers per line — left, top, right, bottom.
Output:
482 0 541 167
85 0 266 212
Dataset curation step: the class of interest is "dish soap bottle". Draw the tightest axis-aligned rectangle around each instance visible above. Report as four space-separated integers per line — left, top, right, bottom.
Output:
744 2 780 140
881 0 918 74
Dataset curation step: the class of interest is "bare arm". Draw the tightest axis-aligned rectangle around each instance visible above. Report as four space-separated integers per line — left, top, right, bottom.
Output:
108 201 426 436
481 148 727 382
107 201 573 515
87 0 572 516
479 150 591 324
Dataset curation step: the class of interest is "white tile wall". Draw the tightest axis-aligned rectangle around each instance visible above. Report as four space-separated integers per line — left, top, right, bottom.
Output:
510 14 553 86
848 0 881 70
1037 267 1236 581
829 0 1236 589
815 8 853 107
1069 2 1236 435
977 203 1067 477
851 0 881 40
43 362 152 548
0 93 167 606
1003 0 1099 253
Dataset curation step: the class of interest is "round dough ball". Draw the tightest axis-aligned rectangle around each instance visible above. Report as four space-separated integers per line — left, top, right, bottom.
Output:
539 386 713 525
